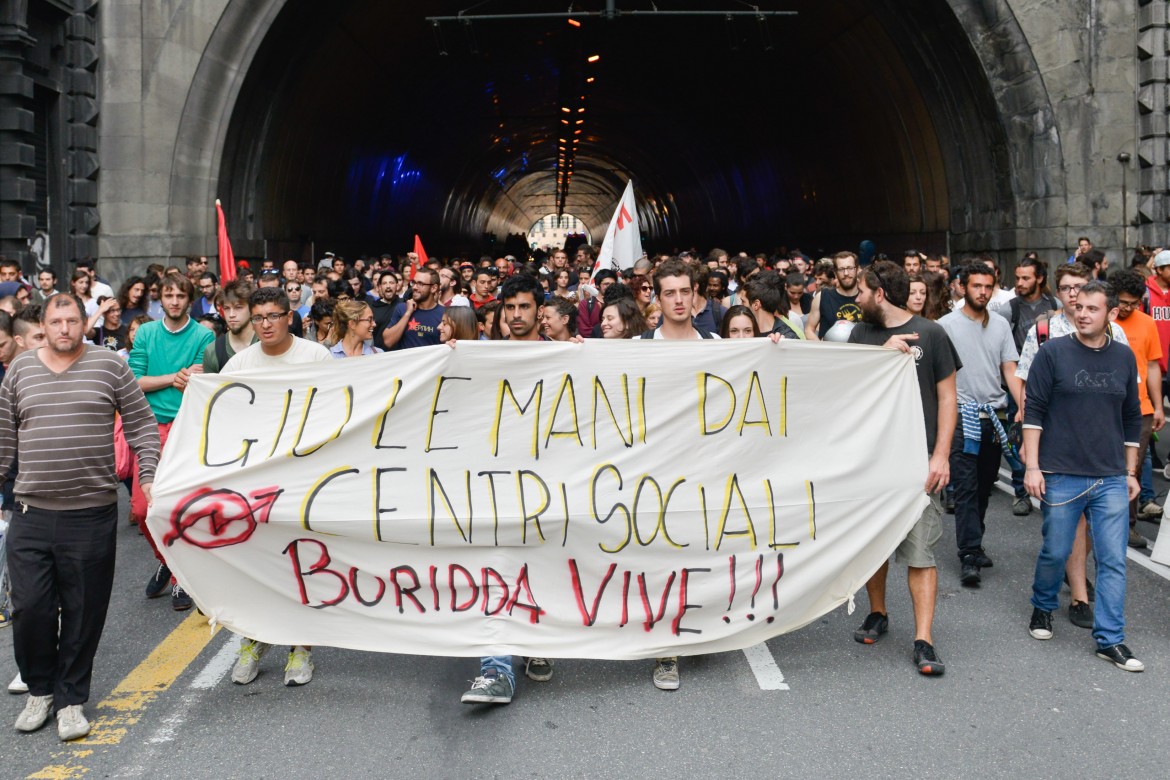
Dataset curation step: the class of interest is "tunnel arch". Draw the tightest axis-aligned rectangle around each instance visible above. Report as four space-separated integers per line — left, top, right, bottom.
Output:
169 0 1063 259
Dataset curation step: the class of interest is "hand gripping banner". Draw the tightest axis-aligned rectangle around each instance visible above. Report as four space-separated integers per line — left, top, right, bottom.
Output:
146 340 928 660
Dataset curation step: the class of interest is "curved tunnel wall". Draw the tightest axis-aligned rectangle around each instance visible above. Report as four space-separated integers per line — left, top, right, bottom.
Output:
207 0 1054 257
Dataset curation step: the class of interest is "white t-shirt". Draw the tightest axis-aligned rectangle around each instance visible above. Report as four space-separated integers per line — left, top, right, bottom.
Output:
651 328 721 340
222 336 332 372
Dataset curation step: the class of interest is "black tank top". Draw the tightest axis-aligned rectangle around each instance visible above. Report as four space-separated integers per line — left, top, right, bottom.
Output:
817 288 863 338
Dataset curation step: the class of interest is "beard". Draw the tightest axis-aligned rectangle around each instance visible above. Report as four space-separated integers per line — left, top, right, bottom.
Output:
859 301 884 326
964 295 987 313
49 334 83 354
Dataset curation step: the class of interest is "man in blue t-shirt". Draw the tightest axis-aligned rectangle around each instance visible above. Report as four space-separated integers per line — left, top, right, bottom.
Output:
383 267 445 350
1023 280 1144 672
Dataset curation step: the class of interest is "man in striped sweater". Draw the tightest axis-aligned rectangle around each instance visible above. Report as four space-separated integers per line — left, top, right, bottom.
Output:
0 293 160 741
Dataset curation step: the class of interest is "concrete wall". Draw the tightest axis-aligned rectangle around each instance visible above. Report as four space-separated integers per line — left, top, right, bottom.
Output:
92 0 1155 280
98 0 287 278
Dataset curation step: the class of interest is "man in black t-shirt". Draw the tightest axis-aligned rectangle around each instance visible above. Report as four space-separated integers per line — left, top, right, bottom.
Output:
369 271 402 350
806 251 863 340
848 261 960 676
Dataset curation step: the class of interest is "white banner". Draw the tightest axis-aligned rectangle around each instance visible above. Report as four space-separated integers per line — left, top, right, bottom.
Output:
146 340 928 660
591 180 643 279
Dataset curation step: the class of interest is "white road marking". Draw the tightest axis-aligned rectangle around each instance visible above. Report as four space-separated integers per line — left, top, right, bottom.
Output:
189 633 242 690
741 642 789 690
137 636 241 749
994 471 1170 583
1125 546 1170 579
145 692 200 745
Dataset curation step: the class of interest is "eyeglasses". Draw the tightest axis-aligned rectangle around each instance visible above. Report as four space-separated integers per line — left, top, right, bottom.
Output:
1117 298 1140 310
355 317 375 325
285 286 299 292
1057 284 1084 294
249 312 288 324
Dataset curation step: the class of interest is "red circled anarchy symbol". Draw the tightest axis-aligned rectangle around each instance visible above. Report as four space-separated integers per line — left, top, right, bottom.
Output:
163 487 284 549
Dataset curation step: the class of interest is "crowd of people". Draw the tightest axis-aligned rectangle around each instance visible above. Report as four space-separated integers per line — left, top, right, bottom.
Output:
0 235 1164 739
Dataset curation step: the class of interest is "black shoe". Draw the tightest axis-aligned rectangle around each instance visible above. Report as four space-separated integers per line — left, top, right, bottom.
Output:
524 657 554 682
912 640 945 676
1029 607 1053 640
1012 497 1032 516
1128 528 1149 549
1096 643 1145 672
171 584 193 611
1068 601 1093 629
853 612 889 645
973 547 993 568
145 564 171 599
959 556 981 587
944 495 955 514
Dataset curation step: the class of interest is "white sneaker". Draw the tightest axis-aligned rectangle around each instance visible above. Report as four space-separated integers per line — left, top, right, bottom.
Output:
56 704 90 741
284 647 314 687
14 694 52 732
652 657 680 690
8 672 28 694
231 639 271 685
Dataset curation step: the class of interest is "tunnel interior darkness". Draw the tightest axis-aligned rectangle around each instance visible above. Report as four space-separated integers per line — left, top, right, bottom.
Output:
218 0 1014 258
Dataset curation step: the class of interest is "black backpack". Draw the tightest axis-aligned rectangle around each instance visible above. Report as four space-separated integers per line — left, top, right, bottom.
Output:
214 334 230 370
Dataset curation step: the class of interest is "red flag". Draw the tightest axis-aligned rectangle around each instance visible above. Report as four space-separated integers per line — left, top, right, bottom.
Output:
410 234 429 280
216 199 237 283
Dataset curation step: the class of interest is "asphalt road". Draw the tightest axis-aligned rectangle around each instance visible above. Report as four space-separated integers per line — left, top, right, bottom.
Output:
3 485 1169 779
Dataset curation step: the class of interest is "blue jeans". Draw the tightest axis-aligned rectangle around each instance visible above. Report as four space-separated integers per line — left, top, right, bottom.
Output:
1030 474 1129 648
1140 448 1154 504
480 655 514 688
1005 396 1027 499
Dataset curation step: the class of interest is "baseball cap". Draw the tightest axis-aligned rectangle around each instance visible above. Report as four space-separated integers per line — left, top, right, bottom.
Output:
1154 250 1170 268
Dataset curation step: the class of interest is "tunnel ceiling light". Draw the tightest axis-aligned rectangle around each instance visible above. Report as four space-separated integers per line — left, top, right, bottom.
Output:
575 119 584 124
586 77 595 83
561 118 569 124
577 107 585 113
587 54 600 62
567 18 581 27
574 129 582 134
561 106 571 113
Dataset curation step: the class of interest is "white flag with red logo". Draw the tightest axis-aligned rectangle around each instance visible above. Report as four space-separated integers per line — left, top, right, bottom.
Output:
591 180 642 281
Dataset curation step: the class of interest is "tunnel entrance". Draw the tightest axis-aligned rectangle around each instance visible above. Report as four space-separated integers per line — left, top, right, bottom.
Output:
215 1 1026 259
527 214 592 254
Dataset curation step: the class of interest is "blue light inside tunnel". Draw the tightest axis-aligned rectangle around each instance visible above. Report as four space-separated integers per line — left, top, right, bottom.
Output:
346 152 425 228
